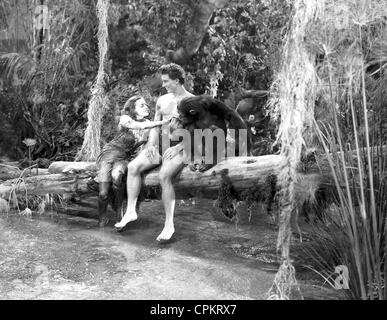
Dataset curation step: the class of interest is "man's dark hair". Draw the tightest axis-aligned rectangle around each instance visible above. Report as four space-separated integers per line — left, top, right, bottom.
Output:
159 63 185 85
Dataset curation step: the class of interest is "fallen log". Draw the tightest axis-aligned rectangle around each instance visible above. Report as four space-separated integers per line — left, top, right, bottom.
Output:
0 173 93 199
0 164 49 180
2 144 385 202
48 161 97 174
0 155 284 200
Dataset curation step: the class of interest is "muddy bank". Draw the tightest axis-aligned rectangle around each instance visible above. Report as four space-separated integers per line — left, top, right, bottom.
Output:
0 199 340 299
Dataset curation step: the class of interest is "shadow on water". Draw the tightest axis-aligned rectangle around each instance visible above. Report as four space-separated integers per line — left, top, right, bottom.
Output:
1 199 340 299
39 197 280 272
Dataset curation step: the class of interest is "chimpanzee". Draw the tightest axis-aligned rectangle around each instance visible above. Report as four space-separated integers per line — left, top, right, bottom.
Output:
174 95 251 172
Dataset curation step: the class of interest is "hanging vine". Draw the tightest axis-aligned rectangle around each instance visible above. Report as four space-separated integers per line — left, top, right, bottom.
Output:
266 0 321 300
76 0 110 161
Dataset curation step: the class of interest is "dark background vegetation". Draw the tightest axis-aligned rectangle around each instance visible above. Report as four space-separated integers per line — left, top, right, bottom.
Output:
0 0 291 163
1 0 386 300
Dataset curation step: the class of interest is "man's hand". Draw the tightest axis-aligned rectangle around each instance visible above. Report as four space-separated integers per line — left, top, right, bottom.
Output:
163 144 184 161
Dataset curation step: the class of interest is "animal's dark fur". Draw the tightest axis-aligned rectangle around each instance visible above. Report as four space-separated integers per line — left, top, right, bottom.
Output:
176 95 251 172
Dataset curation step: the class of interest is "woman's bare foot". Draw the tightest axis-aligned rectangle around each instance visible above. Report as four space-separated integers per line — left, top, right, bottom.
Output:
114 211 138 229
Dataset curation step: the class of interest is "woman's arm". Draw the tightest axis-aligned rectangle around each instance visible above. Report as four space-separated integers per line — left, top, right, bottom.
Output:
119 115 169 130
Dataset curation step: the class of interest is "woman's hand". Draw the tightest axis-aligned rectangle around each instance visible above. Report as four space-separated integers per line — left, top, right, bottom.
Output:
145 144 159 160
169 117 182 131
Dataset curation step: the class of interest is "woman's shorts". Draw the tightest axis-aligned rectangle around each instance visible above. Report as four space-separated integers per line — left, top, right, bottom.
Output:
97 159 128 183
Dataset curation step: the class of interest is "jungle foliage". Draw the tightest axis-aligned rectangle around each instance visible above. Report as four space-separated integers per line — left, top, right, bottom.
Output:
267 0 387 300
0 0 291 161
1 0 386 300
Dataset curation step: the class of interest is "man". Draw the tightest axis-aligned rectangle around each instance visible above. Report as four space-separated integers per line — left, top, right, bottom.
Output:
114 63 194 241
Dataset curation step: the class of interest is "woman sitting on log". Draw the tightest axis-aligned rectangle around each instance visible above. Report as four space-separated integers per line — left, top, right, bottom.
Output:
93 95 170 227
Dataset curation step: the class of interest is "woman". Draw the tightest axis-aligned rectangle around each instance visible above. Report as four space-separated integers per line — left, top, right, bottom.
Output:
95 95 169 227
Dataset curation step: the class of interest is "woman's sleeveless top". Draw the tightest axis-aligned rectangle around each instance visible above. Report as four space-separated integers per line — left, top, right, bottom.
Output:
97 118 149 164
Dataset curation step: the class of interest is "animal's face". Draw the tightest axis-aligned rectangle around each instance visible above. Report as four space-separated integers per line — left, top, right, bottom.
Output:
177 106 200 128
177 97 227 131
169 116 184 132
176 95 251 162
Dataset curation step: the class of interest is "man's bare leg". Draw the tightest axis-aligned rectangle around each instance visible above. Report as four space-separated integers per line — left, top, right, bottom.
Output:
157 152 186 241
115 149 160 228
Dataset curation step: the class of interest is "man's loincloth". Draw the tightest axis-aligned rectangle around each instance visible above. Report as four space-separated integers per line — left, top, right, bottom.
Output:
143 131 183 163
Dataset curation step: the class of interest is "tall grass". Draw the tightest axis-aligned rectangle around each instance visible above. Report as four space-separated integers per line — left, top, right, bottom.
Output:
309 14 386 298
266 0 386 299
311 97 386 299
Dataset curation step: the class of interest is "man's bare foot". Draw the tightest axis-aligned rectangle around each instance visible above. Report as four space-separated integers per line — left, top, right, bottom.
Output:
114 211 138 229
156 225 175 242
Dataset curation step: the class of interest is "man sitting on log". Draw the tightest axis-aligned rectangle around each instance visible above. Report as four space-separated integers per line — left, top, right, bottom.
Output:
94 95 170 227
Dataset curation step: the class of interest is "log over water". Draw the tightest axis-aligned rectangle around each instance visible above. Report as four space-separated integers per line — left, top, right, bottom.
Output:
1 146 384 201
0 164 49 181
0 156 284 200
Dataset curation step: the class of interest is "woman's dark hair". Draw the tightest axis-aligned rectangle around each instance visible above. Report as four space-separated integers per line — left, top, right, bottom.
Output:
159 63 185 85
122 95 142 118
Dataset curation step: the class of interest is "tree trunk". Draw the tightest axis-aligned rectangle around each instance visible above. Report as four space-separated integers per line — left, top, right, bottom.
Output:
167 0 228 64
0 165 49 180
0 155 283 200
48 161 97 174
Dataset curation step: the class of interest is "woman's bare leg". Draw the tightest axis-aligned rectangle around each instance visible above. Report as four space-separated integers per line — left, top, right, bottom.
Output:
115 149 161 228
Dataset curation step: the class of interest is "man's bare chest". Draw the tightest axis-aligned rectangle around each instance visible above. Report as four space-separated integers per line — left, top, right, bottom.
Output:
159 93 193 118
160 100 178 117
